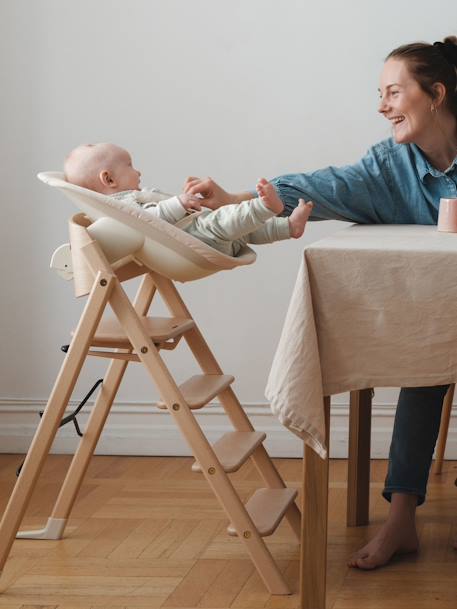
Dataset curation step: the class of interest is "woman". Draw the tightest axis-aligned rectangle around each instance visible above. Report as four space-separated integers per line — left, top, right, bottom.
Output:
184 37 457 570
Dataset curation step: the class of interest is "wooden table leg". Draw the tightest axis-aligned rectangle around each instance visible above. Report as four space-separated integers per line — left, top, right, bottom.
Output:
300 396 330 609
434 383 455 475
347 389 372 526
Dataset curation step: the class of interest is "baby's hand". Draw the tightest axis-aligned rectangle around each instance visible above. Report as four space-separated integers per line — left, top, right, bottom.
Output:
178 193 202 212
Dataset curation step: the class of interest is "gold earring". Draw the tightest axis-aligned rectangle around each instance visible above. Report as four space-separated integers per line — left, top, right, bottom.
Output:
431 103 437 113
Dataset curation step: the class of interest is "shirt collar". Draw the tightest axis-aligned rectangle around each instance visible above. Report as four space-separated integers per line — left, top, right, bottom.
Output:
411 143 457 181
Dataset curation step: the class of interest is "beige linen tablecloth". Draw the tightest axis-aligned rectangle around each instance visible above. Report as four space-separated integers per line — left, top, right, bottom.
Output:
266 224 457 458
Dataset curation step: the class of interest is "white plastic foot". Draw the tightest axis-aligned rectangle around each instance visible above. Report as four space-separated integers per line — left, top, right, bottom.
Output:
16 517 67 540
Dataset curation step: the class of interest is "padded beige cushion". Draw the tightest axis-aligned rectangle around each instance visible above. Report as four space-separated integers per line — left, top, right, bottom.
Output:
38 172 256 282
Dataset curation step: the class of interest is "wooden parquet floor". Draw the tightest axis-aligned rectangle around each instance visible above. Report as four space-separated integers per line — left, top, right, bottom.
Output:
0 454 456 608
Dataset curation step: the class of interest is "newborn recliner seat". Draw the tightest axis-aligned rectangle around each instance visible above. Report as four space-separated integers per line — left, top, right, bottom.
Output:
0 173 301 595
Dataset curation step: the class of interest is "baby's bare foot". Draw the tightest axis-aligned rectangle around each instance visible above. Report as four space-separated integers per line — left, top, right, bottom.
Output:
256 178 284 214
348 518 419 570
288 199 313 238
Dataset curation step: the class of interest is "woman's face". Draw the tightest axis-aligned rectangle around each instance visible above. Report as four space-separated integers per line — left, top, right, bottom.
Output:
378 58 435 145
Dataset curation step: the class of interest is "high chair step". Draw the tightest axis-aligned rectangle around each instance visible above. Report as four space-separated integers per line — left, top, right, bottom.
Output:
81 316 195 348
227 488 298 537
157 374 234 410
191 431 266 473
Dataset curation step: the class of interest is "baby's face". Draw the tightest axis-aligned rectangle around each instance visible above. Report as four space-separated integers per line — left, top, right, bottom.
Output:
110 147 141 191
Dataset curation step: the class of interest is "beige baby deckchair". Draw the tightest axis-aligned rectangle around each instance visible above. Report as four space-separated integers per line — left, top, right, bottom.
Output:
0 173 301 595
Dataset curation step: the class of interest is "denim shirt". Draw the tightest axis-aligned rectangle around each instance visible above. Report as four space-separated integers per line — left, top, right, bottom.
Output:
271 138 457 224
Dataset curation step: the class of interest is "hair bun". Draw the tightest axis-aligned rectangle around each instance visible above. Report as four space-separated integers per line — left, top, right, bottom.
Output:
434 38 457 66
443 36 457 46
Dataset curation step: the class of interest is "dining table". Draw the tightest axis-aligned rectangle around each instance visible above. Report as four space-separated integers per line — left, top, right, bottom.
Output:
265 224 457 608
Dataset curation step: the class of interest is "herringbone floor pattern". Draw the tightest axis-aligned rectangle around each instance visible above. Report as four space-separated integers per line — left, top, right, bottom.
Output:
0 454 456 608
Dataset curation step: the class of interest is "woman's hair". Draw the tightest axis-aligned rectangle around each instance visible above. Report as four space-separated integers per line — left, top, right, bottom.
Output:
386 36 457 118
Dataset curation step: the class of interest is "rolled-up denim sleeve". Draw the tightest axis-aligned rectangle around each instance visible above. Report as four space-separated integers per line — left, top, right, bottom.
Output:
270 145 396 224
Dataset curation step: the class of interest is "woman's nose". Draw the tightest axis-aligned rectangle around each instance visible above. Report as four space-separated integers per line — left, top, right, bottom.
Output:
378 93 390 114
378 98 387 114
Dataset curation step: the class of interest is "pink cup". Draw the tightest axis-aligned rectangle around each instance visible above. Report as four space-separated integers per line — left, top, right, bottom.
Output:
438 198 457 232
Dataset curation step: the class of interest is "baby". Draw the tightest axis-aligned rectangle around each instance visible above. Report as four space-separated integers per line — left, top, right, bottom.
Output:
64 143 313 257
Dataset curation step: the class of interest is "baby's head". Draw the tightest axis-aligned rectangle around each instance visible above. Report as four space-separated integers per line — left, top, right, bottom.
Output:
64 143 141 194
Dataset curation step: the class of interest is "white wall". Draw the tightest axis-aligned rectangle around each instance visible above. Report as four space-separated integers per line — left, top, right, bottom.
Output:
1 0 456 457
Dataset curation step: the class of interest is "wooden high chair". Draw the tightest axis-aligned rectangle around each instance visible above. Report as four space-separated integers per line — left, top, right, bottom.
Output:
0 174 301 596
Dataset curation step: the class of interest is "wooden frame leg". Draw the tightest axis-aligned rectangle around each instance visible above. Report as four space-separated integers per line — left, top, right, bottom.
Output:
300 396 330 609
0 272 113 574
103 279 290 595
19 357 128 540
347 389 372 526
16 275 157 540
150 273 301 542
434 383 455 475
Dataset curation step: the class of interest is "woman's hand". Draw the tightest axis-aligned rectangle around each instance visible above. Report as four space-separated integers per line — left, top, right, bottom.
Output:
183 176 232 210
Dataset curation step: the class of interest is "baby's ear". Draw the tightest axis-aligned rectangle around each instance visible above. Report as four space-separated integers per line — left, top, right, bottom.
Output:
99 170 114 187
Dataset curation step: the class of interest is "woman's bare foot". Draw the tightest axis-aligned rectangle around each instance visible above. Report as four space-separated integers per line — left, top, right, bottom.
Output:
348 494 419 570
289 199 313 238
256 178 284 214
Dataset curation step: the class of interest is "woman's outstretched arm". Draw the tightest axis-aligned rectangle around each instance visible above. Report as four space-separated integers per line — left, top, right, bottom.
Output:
184 140 399 224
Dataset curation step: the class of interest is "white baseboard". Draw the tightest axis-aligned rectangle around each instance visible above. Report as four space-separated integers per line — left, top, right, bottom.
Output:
1 399 456 459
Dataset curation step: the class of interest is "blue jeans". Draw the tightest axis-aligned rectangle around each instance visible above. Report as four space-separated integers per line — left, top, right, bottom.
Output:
383 385 449 506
